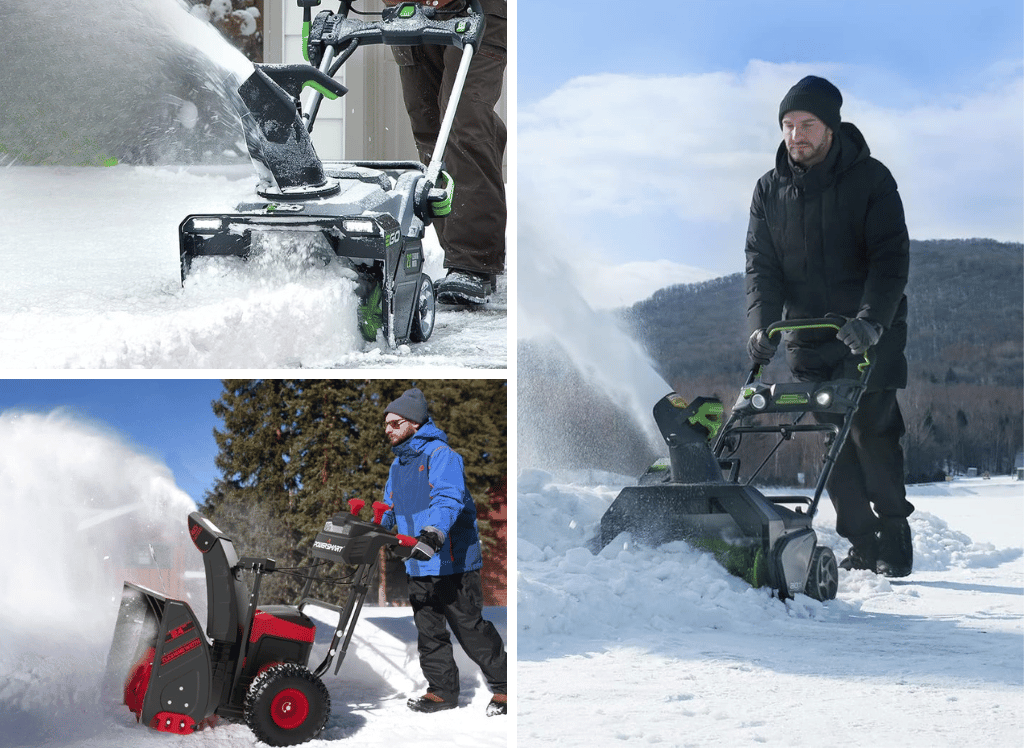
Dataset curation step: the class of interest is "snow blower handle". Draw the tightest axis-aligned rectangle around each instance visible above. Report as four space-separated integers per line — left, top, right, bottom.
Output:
751 317 871 382
371 501 391 524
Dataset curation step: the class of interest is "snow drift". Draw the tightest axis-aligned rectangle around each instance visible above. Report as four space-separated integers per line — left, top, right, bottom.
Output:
517 468 1024 745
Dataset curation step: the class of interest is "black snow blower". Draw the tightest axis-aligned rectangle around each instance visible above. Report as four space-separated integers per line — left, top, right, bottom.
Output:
600 318 874 601
179 0 488 346
105 500 417 746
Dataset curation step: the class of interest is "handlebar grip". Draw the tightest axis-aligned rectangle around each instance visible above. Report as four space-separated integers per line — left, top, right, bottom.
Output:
765 317 843 339
396 534 417 547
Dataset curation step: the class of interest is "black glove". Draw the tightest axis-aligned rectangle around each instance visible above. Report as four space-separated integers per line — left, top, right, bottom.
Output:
747 329 778 366
837 317 882 354
410 526 445 562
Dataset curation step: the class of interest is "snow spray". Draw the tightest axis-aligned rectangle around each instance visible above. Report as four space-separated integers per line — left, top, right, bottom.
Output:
0 0 254 165
0 409 198 746
518 206 669 472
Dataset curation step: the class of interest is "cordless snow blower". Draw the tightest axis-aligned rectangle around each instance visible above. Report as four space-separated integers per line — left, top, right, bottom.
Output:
105 500 417 746
600 318 874 601
179 0 487 346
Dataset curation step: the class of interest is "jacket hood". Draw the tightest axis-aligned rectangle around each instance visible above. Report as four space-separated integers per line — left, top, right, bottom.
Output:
391 418 448 463
774 121 871 186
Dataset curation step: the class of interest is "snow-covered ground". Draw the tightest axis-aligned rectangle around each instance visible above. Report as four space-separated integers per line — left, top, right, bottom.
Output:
0 410 507 748
0 165 506 369
518 469 1024 746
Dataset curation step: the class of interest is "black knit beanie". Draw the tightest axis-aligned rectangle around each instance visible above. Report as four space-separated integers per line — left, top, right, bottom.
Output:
778 75 843 133
384 387 429 425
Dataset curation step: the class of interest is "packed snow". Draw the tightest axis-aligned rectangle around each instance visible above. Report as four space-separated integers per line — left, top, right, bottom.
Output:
517 468 1024 746
0 410 507 748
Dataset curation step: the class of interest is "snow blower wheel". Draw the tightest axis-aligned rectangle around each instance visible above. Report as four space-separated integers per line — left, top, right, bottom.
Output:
410 275 435 342
244 663 330 747
805 546 839 601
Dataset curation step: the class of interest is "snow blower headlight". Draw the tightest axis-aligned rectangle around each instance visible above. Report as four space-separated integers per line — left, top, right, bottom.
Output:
188 218 222 232
815 389 833 407
750 393 768 410
342 218 379 236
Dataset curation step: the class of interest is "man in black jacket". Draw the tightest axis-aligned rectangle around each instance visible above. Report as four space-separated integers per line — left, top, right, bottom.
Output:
745 75 915 577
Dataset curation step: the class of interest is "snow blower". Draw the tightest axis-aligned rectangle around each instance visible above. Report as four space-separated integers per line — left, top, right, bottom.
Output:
178 0 487 346
600 318 874 601
105 500 417 746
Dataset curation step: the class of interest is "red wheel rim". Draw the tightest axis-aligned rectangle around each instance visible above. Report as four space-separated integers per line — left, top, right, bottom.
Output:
269 688 310 730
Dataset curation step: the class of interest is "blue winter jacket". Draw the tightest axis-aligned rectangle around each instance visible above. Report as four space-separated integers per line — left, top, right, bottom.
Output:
379 420 483 577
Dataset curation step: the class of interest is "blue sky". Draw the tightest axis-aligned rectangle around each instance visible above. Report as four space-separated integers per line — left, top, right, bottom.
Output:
516 0 1024 306
519 0 1023 107
0 379 225 505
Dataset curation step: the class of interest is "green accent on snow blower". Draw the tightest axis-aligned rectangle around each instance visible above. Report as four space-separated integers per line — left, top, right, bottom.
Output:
302 21 311 61
430 171 455 217
304 80 340 100
692 538 768 589
687 399 724 441
358 283 384 341
776 393 809 406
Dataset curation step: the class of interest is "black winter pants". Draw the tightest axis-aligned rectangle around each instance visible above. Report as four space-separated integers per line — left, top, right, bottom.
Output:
408 570 507 702
392 8 507 276
813 389 915 540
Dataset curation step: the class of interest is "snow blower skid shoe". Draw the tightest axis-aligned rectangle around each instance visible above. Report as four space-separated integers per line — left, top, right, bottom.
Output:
178 0 487 347
599 318 874 601
105 502 418 745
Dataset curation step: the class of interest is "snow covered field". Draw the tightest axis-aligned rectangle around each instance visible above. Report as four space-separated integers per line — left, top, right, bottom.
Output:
518 470 1024 746
0 411 507 748
0 166 507 369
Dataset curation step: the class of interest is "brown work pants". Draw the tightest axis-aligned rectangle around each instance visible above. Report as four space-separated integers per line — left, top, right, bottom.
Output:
392 4 507 276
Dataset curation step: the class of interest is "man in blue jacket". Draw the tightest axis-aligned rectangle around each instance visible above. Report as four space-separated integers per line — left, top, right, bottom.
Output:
379 387 507 715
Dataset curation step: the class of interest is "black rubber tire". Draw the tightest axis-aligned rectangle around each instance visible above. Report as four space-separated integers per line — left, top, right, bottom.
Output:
804 545 839 601
244 663 330 746
409 275 436 343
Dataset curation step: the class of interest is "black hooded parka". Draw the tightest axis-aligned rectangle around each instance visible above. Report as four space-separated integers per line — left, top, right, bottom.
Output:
745 121 910 390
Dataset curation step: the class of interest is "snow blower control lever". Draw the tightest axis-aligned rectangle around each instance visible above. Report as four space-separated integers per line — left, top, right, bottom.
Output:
106 508 416 746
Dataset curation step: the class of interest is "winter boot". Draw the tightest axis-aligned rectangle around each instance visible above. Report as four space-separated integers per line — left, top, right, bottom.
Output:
407 692 458 713
876 516 913 578
435 270 492 306
838 532 879 572
485 694 507 716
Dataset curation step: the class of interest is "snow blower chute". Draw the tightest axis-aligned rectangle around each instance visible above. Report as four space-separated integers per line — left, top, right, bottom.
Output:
178 0 487 346
599 318 874 601
105 500 417 746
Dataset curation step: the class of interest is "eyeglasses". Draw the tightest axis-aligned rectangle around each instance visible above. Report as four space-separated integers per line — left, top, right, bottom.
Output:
384 417 408 431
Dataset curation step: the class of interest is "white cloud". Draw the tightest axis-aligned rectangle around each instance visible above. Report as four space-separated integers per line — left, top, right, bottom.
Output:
520 60 1024 268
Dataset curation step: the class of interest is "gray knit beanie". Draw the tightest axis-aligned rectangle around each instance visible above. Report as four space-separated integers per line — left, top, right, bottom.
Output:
384 387 429 425
779 75 843 134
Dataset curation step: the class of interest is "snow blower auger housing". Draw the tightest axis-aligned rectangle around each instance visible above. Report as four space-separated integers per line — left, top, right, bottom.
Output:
105 500 418 746
599 318 874 601
178 0 487 346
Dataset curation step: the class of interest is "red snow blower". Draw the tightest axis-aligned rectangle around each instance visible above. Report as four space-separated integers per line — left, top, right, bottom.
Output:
105 500 413 746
